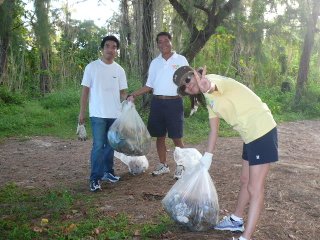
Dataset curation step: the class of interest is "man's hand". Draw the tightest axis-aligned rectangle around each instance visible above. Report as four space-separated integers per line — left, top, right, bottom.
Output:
76 124 87 141
126 94 135 102
200 152 213 170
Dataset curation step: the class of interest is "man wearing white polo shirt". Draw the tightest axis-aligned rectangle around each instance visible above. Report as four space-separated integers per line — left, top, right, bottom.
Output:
128 32 189 179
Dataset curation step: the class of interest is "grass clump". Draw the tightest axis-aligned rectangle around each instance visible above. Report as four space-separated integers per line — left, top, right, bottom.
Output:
0 184 173 240
0 86 25 105
0 88 82 139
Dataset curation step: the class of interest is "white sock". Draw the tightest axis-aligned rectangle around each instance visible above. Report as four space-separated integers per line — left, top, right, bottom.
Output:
238 236 248 240
231 214 243 221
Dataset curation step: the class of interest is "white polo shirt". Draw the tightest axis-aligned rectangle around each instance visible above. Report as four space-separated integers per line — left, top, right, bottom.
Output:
81 59 127 118
146 52 188 96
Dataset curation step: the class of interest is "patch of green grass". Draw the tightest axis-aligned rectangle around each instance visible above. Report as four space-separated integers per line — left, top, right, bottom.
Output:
39 88 80 110
140 214 174 239
183 107 239 144
0 184 174 240
45 213 133 239
0 88 84 139
0 84 319 142
0 183 77 239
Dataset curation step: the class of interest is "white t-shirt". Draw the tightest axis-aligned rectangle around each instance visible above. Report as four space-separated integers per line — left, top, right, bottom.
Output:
81 59 127 118
146 52 188 96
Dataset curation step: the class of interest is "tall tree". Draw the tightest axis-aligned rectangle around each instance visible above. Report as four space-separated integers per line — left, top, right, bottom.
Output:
142 0 154 81
247 0 266 84
295 0 320 104
132 0 143 77
34 0 51 95
153 0 166 41
141 0 154 105
228 1 246 78
0 0 15 83
168 0 240 61
120 0 131 66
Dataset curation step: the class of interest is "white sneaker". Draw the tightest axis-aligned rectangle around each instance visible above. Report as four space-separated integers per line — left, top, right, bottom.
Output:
173 165 184 180
152 163 170 176
214 215 245 232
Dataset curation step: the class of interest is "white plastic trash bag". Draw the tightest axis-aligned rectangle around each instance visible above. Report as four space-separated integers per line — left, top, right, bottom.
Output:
114 151 149 175
174 147 201 175
108 100 151 156
162 150 219 231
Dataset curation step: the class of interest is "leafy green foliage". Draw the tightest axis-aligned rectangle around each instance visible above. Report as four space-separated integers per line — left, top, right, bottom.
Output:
39 88 80 109
254 80 320 122
293 82 320 118
193 28 235 75
0 86 25 105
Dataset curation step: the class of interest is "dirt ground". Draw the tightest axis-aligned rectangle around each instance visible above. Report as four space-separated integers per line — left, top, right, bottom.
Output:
0 120 319 240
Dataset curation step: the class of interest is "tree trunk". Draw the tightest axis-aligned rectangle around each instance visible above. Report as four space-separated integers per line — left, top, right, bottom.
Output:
228 2 245 78
0 0 14 84
120 0 131 67
40 49 50 94
248 0 266 85
142 0 153 82
153 0 165 43
34 0 52 95
141 0 154 106
294 0 320 104
133 0 143 78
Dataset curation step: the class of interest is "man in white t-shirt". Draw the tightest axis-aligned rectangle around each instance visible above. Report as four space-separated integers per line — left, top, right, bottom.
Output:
128 32 189 179
79 36 128 192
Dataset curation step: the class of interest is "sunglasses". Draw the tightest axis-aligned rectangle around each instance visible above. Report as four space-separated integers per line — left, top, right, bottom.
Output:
185 75 192 84
178 76 192 95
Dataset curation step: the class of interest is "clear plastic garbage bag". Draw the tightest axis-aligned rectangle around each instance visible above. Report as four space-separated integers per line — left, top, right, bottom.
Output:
108 100 151 156
162 150 219 231
174 147 202 175
114 151 149 175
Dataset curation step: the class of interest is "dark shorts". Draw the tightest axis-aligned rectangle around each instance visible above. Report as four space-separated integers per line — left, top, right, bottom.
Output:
147 96 184 138
242 127 278 166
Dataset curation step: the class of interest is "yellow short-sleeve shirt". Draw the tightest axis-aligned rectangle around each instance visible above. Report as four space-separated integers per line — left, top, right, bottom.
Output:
204 74 276 144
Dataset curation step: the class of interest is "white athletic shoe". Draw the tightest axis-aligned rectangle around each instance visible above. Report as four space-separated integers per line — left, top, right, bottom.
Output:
152 163 170 176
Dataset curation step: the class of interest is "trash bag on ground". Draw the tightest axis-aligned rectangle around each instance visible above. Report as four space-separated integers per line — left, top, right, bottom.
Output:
108 100 151 156
114 151 149 175
162 149 219 231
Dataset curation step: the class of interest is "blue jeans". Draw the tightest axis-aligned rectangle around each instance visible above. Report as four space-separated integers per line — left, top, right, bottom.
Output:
90 117 116 181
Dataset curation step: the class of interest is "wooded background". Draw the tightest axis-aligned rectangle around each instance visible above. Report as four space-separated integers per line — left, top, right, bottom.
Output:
0 0 319 107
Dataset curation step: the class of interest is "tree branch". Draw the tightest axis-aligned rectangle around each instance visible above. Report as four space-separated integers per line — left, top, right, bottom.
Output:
209 0 218 14
216 0 240 22
194 4 209 15
168 0 198 35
